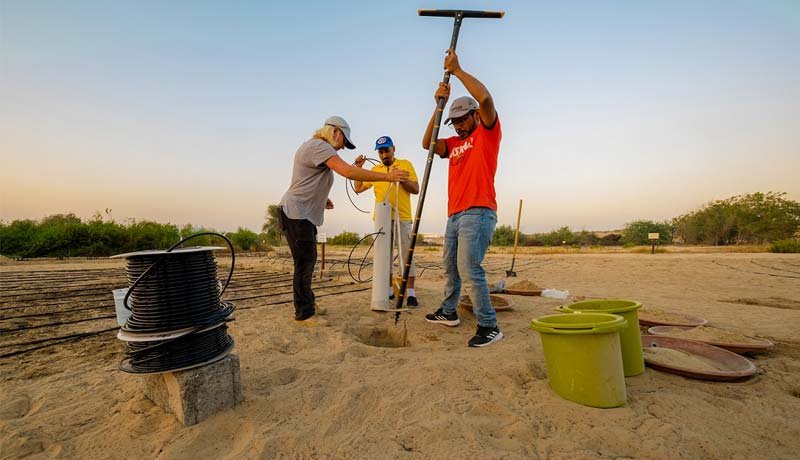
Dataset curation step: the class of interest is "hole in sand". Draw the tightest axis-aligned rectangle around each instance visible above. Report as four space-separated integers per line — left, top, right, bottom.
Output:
349 325 409 348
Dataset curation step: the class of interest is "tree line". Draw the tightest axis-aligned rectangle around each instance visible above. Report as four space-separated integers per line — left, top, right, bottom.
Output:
2 192 797 258
0 213 270 258
491 192 799 249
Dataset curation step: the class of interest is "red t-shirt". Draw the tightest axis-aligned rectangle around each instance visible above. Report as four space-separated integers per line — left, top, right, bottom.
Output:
443 117 502 216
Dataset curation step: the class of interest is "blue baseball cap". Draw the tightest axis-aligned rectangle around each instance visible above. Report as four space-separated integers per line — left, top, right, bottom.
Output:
374 135 394 150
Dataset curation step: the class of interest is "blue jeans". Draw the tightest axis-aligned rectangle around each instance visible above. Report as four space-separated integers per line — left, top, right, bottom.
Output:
440 207 498 327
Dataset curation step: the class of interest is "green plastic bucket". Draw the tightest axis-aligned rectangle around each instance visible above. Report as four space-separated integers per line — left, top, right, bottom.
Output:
558 299 644 377
530 313 627 408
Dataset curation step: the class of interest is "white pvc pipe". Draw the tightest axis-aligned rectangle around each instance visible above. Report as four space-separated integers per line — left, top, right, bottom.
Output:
370 201 392 310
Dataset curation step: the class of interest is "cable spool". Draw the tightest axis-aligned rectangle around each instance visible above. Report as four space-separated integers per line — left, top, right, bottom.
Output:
111 233 236 374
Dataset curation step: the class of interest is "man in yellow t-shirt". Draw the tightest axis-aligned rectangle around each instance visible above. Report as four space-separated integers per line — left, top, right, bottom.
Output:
354 136 420 306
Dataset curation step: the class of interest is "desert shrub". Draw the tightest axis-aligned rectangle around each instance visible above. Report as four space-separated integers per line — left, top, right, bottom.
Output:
621 220 673 245
769 239 800 253
673 192 800 245
492 225 517 246
328 231 362 246
599 233 622 246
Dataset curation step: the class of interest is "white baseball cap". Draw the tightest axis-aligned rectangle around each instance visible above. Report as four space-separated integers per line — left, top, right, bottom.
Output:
324 115 356 149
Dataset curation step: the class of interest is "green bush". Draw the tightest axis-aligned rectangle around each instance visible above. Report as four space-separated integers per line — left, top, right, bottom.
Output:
227 227 260 251
328 231 362 246
492 224 517 246
623 242 637 249
539 226 577 246
0 214 235 258
621 220 673 245
769 239 800 253
673 192 800 245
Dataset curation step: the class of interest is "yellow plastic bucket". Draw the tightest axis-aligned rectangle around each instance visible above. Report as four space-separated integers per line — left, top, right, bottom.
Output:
558 299 644 376
530 313 627 408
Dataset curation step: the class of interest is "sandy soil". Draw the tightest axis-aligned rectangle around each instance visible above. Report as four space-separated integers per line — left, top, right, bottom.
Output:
1 252 800 459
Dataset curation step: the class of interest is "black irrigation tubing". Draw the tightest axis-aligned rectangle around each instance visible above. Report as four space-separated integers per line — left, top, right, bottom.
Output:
0 326 118 350
750 260 800 276
0 269 126 278
0 299 109 312
0 283 124 299
229 271 292 280
0 278 330 319
712 260 800 280
2 282 358 333
0 328 120 360
0 275 126 287
0 278 300 311
344 157 380 214
227 274 295 286
0 314 117 333
0 266 127 273
0 280 124 290
227 280 355 302
0 304 114 320
236 285 370 311
0 273 126 284
1 289 123 303
0 285 371 360
0 266 258 292
0 274 300 310
0 278 126 289
225 277 335 295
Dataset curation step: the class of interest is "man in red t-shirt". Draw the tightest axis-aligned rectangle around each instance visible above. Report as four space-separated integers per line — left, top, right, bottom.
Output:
423 49 503 348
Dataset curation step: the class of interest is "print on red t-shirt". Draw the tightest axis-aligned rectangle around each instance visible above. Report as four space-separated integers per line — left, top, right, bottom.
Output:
443 117 502 216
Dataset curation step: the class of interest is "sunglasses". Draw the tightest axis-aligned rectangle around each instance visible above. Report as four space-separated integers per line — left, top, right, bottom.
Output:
377 148 392 154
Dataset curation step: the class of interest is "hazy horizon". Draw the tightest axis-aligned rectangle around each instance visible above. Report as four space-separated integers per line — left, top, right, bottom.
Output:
3 1 799 236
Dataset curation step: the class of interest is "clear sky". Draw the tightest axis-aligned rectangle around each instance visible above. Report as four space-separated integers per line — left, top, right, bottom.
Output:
2 0 799 236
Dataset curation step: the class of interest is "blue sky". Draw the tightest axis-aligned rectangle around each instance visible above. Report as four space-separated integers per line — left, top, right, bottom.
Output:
2 0 798 235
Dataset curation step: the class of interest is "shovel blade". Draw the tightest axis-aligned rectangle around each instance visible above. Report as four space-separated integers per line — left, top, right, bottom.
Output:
506 270 517 277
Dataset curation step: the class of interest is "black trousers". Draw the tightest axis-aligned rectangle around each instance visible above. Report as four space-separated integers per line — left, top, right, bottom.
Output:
278 208 317 317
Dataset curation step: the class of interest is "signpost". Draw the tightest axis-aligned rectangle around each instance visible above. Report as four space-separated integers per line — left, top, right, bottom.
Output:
648 233 660 255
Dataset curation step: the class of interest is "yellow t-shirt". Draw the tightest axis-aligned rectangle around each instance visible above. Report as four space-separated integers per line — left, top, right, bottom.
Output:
363 158 418 221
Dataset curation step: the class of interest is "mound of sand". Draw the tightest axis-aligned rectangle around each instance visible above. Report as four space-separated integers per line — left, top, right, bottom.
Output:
643 347 728 372
659 325 765 345
505 279 540 291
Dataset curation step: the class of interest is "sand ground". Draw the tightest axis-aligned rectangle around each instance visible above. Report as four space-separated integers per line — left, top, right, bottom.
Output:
1 252 799 459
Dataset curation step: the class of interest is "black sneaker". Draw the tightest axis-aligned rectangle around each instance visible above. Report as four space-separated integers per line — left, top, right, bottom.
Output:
407 296 419 307
468 325 504 347
389 293 395 300
425 308 460 326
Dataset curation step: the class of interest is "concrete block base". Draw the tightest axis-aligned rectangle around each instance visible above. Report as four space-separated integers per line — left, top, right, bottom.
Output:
142 353 242 426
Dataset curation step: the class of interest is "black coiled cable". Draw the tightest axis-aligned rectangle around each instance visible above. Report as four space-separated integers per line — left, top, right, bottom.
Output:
345 157 380 213
118 232 236 374
123 325 233 373
122 251 233 332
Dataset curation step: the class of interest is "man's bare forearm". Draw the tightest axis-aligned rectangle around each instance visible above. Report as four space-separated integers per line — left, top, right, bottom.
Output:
452 69 490 104
422 111 437 150
401 181 420 195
